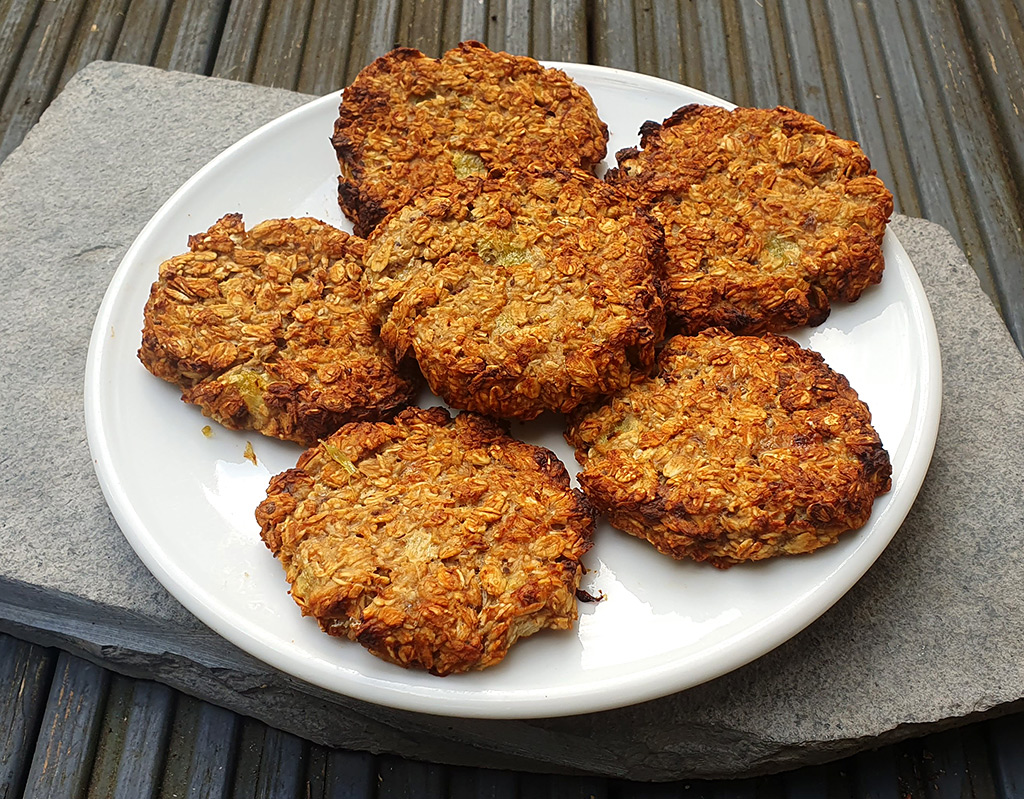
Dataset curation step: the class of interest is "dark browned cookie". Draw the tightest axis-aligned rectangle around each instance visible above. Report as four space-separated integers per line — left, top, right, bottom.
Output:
256 407 594 675
332 41 608 237
361 168 666 420
565 330 891 568
138 214 419 446
607 105 894 335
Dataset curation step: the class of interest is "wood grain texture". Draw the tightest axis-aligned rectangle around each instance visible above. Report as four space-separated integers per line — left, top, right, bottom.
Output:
154 0 229 73
111 0 172 65
0 0 44 104
20 653 109 799
0 0 88 161
58 0 133 91
211 0 270 82
296 0 357 95
251 0 314 89
0 637 54 799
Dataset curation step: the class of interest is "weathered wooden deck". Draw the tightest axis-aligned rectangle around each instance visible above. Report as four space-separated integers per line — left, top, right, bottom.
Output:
1 1 1023 796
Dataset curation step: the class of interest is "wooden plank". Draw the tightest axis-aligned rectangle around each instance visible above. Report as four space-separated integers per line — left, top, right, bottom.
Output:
0 0 44 108
913 728 978 799
154 0 230 74
228 718 267 797
676 0 706 92
912 0 1024 347
111 0 173 65
458 0 487 44
253 727 308 798
824 0 917 216
851 746 902 799
438 0 462 52
0 636 55 798
544 0 586 62
988 712 1024 798
521 773 610 798
58 0 133 92
363 0 401 64
344 0 400 83
693 1 735 102
156 695 239 799
296 0 357 95
21 653 109 799
0 0 89 161
376 754 447 799
448 767 518 799
210 0 270 83
777 0 837 127
960 723 1000 798
868 0 977 254
958 1 1024 191
323 750 376 799
591 0 637 72
109 680 176 799
634 0 681 82
736 0 784 107
250 0 315 89
406 0 445 56
501 0 530 55
484 0 506 51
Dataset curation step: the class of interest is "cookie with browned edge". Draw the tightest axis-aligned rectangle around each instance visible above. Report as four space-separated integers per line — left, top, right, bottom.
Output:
256 407 594 675
607 105 893 335
361 168 666 420
565 330 891 567
139 214 419 446
333 41 608 237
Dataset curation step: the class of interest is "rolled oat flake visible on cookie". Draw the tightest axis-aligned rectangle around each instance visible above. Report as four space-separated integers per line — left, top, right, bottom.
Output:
607 104 894 335
138 214 419 446
332 40 609 236
361 167 666 421
565 329 892 567
256 407 595 675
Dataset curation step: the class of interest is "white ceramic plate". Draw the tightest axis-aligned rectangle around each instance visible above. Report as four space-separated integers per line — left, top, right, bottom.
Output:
85 63 941 719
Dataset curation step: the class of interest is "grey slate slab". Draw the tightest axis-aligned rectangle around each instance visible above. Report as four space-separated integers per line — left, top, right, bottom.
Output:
1 61 1023 781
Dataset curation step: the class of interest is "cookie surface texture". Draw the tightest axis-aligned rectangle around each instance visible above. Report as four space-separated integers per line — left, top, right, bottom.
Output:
608 105 893 335
362 168 666 420
565 330 892 567
256 407 594 675
333 41 609 236
138 214 419 446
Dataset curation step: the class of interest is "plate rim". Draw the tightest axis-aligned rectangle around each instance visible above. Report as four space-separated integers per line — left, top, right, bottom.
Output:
84 62 942 719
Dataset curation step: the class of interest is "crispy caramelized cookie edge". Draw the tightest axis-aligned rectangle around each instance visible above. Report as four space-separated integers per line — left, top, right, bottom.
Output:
257 407 595 674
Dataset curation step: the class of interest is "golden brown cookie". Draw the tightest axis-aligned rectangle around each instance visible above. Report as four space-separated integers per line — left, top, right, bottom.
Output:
256 407 594 675
333 41 608 236
138 214 419 446
361 168 666 420
607 105 893 335
565 330 891 567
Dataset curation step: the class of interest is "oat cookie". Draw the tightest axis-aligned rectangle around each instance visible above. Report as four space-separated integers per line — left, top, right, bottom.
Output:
608 105 893 335
565 330 891 567
333 41 609 236
139 214 419 446
361 168 666 420
256 407 594 675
